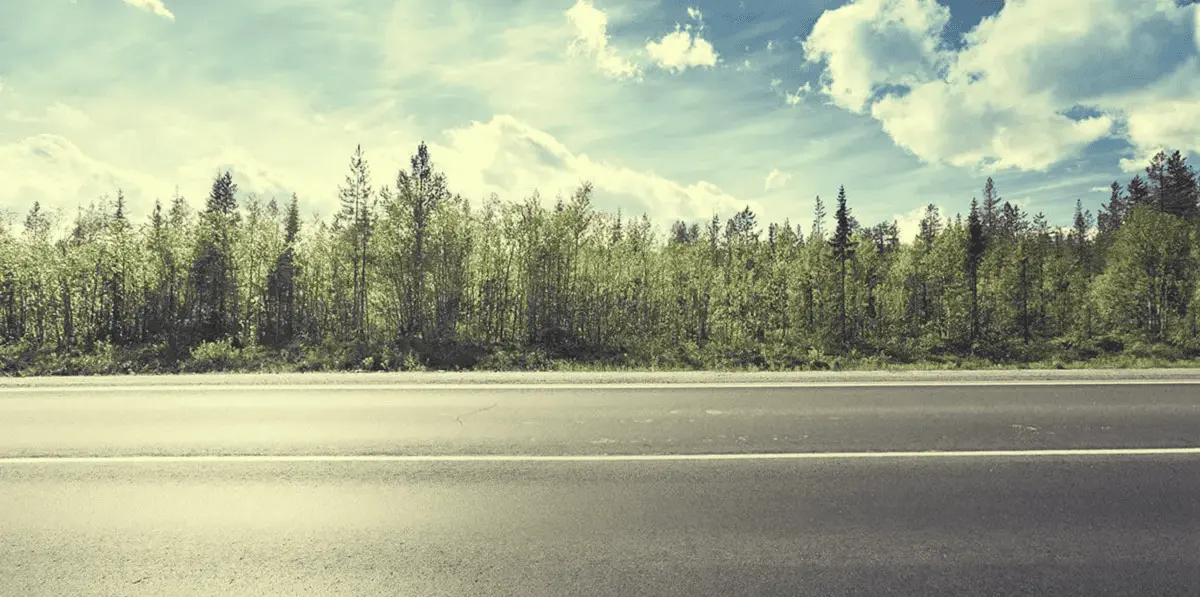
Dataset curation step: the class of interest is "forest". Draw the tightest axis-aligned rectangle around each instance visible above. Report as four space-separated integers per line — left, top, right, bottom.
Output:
2 143 1199 375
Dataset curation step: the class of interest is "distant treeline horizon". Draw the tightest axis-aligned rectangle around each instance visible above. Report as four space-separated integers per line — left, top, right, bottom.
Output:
1 142 1199 375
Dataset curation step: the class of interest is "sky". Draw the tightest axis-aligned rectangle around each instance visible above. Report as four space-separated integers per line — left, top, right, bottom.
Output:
1 0 1199 240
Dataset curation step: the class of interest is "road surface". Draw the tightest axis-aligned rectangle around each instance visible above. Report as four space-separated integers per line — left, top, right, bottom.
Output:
2 377 1200 596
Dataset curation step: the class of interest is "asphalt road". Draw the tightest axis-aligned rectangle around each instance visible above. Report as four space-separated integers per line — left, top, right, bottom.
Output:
2 379 1200 596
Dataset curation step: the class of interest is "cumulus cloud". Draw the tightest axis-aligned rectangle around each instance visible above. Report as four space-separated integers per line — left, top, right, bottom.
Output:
646 24 719 72
803 0 950 113
891 203 934 243
764 168 791 191
1 114 762 228
1121 98 1200 170
785 82 813 105
566 0 642 79
567 1 718 77
0 134 162 218
436 115 761 224
801 0 1200 171
120 0 174 21
645 5 718 73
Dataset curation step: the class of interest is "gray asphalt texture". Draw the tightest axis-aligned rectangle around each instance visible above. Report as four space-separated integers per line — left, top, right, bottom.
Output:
3 379 1200 596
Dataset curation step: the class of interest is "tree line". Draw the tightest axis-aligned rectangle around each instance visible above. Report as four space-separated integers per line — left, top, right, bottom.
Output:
2 143 1199 373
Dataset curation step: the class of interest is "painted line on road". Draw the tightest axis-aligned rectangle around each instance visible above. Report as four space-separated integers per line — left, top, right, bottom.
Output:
2 380 1200 393
3 448 1200 464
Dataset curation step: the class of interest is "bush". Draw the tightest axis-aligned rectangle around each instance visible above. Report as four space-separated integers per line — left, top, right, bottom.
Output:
182 339 243 372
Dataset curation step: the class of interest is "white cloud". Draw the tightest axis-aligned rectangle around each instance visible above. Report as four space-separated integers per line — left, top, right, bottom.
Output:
769 78 782 88
0 134 162 217
785 82 812 105
45 102 93 129
8 102 95 129
0 110 763 232
870 83 1115 171
802 0 950 113
801 0 1200 171
120 0 174 21
891 203 936 243
437 115 762 223
687 7 703 21
646 23 719 73
764 168 791 191
1123 98 1200 168
11 0 1081 238
566 0 642 79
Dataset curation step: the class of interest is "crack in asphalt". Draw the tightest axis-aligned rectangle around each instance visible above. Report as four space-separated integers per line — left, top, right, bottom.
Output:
455 403 498 426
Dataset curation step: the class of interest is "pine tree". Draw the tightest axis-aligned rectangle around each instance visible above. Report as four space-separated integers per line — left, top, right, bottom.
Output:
810 195 826 240
1127 175 1151 207
1098 182 1128 236
966 198 985 345
669 220 691 246
188 171 240 345
1069 198 1095 337
107 190 130 344
388 142 450 339
1071 198 1093 269
1164 150 1198 220
999 201 1025 241
829 186 854 348
264 194 301 346
917 204 941 251
1146 150 1168 211
981 177 1001 239
337 145 375 342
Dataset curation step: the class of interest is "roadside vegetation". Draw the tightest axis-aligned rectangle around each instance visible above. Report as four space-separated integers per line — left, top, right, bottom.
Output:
2 144 1200 376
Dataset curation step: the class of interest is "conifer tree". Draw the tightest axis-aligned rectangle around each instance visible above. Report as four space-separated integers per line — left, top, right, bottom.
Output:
188 171 240 345
966 198 985 344
829 186 854 347
1164 150 1198 220
337 145 375 342
981 177 1001 239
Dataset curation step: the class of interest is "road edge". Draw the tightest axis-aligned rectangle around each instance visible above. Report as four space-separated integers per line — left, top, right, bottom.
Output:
2 368 1200 388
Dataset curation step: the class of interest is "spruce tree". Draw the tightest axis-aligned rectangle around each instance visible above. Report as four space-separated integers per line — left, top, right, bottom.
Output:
966 198 985 345
811 195 827 240
337 145 374 342
264 194 301 346
829 186 854 347
1146 150 1168 211
188 171 240 345
917 204 942 251
1164 150 1198 220
1127 175 1151 207
1098 182 1128 236
981 177 1001 239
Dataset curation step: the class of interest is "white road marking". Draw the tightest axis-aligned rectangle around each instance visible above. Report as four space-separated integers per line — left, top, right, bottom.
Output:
1 379 1199 393
2 447 1200 464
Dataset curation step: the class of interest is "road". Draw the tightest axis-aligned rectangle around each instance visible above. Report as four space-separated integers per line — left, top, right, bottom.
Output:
2 377 1200 596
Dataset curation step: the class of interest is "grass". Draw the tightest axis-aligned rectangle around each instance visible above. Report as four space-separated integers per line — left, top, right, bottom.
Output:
2 336 1200 377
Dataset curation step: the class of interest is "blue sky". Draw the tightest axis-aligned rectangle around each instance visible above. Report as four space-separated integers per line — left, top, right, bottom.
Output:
2 0 1199 239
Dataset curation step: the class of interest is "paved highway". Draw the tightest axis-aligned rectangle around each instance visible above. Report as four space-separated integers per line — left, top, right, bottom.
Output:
2 377 1200 596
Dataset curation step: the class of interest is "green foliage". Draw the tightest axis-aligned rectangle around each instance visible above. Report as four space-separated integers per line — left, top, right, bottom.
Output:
4 144 1200 375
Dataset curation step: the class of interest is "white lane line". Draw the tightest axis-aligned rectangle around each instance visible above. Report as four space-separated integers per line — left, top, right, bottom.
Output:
2 380 1200 393
3 448 1200 464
